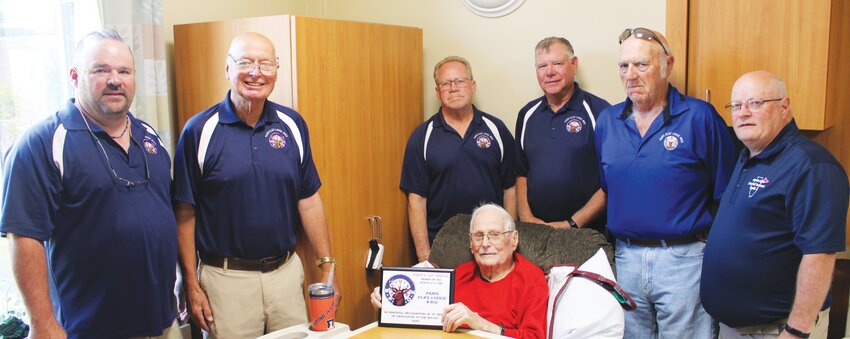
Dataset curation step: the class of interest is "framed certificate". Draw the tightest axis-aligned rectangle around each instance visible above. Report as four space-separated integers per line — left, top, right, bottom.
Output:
378 267 455 329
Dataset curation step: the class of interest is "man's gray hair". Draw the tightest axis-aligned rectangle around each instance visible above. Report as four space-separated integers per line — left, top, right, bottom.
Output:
535 36 575 58
769 73 788 97
469 203 515 233
433 56 473 84
74 29 133 67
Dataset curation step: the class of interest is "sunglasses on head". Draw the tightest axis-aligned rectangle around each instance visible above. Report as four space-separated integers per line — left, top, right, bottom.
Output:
619 28 670 55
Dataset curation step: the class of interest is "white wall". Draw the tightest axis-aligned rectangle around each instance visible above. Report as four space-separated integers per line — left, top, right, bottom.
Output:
311 0 666 130
164 0 667 131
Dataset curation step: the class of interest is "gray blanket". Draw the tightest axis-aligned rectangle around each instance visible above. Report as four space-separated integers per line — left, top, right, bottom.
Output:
428 214 614 272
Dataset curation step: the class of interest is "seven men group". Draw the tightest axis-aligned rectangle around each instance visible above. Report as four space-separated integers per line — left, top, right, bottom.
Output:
1 26 847 339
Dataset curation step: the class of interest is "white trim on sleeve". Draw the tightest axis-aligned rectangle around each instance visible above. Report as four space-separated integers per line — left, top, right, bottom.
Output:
52 125 68 179
519 100 543 150
481 116 504 162
276 111 304 164
423 121 434 162
197 113 219 176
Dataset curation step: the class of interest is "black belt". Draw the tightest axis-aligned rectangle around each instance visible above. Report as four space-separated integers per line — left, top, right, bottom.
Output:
620 235 702 247
200 250 294 273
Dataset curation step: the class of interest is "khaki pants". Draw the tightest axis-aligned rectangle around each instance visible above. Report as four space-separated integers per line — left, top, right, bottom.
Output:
130 320 183 339
719 308 830 339
200 252 308 338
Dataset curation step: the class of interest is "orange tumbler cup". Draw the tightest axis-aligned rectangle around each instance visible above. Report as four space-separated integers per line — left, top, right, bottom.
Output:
308 283 335 331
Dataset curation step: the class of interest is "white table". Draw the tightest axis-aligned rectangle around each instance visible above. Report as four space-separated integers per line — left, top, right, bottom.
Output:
257 322 351 339
345 322 509 338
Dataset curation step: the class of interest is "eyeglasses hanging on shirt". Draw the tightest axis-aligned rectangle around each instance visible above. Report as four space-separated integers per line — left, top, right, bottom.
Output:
78 110 150 188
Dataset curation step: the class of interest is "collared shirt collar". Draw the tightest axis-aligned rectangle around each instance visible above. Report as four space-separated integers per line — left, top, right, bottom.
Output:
217 90 276 126
433 105 484 129
59 98 143 136
543 82 586 115
617 83 686 125
742 119 800 161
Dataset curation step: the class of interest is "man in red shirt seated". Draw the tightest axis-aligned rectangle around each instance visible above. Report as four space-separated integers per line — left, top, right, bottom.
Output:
371 204 548 338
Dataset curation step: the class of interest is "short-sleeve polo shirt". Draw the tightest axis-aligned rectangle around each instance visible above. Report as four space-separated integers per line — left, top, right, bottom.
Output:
515 83 611 224
595 85 736 239
701 120 848 327
173 91 321 259
400 106 516 240
0 99 178 338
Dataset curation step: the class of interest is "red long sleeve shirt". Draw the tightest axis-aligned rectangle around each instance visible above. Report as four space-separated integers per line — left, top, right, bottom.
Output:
454 254 548 339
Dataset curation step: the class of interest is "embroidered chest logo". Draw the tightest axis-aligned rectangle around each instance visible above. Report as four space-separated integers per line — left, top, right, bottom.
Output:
143 136 158 155
474 132 493 149
659 132 684 151
265 129 288 150
564 116 586 133
384 275 416 306
748 176 769 198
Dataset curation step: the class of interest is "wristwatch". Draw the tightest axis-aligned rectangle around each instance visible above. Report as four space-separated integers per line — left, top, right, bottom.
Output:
315 256 336 267
567 217 578 228
783 323 810 338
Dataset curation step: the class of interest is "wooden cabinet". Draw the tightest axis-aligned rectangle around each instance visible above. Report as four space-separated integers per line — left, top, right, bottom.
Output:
173 15 422 329
669 0 849 131
668 0 850 241
668 2 850 335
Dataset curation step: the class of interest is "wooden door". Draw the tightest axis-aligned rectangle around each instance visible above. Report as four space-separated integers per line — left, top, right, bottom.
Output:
685 0 831 129
292 16 422 328
173 15 295 129
173 15 423 330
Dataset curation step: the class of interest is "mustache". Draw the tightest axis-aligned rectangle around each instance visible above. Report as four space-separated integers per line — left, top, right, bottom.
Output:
102 86 126 97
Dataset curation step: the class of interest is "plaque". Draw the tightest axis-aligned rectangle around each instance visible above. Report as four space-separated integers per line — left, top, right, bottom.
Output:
378 267 455 329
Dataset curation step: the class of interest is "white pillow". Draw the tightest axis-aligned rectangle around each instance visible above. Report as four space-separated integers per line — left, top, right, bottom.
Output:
546 248 634 339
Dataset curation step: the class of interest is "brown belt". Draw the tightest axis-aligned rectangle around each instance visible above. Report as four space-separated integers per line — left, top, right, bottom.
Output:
620 235 702 247
200 250 294 273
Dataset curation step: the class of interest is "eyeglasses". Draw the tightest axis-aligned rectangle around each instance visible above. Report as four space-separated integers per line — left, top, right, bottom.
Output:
469 230 515 244
227 54 279 75
724 98 783 112
437 78 471 91
619 28 670 55
79 111 150 188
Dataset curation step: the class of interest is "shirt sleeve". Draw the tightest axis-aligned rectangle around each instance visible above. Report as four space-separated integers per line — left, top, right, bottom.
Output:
497 121 517 189
295 117 322 199
702 106 736 202
594 110 609 193
590 97 612 124
515 106 530 177
505 270 548 339
399 127 429 197
172 122 201 206
789 162 849 254
0 127 62 241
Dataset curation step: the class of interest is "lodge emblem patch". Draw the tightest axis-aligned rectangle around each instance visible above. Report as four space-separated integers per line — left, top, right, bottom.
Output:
265 129 287 149
748 176 769 198
143 137 158 155
475 133 493 149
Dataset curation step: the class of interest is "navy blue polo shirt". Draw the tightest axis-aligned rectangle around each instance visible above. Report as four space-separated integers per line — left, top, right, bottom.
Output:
0 99 178 338
515 83 611 225
173 91 321 260
400 106 516 241
701 120 848 327
595 85 735 239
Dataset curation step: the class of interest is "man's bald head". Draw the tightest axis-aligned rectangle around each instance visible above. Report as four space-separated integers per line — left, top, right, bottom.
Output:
227 32 277 61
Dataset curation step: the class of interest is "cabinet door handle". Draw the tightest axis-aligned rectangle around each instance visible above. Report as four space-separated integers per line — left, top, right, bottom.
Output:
705 88 711 103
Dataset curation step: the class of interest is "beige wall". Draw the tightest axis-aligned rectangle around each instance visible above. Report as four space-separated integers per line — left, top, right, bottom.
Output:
164 0 666 132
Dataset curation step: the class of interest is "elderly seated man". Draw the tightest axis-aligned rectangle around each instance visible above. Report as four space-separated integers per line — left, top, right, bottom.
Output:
371 203 547 338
